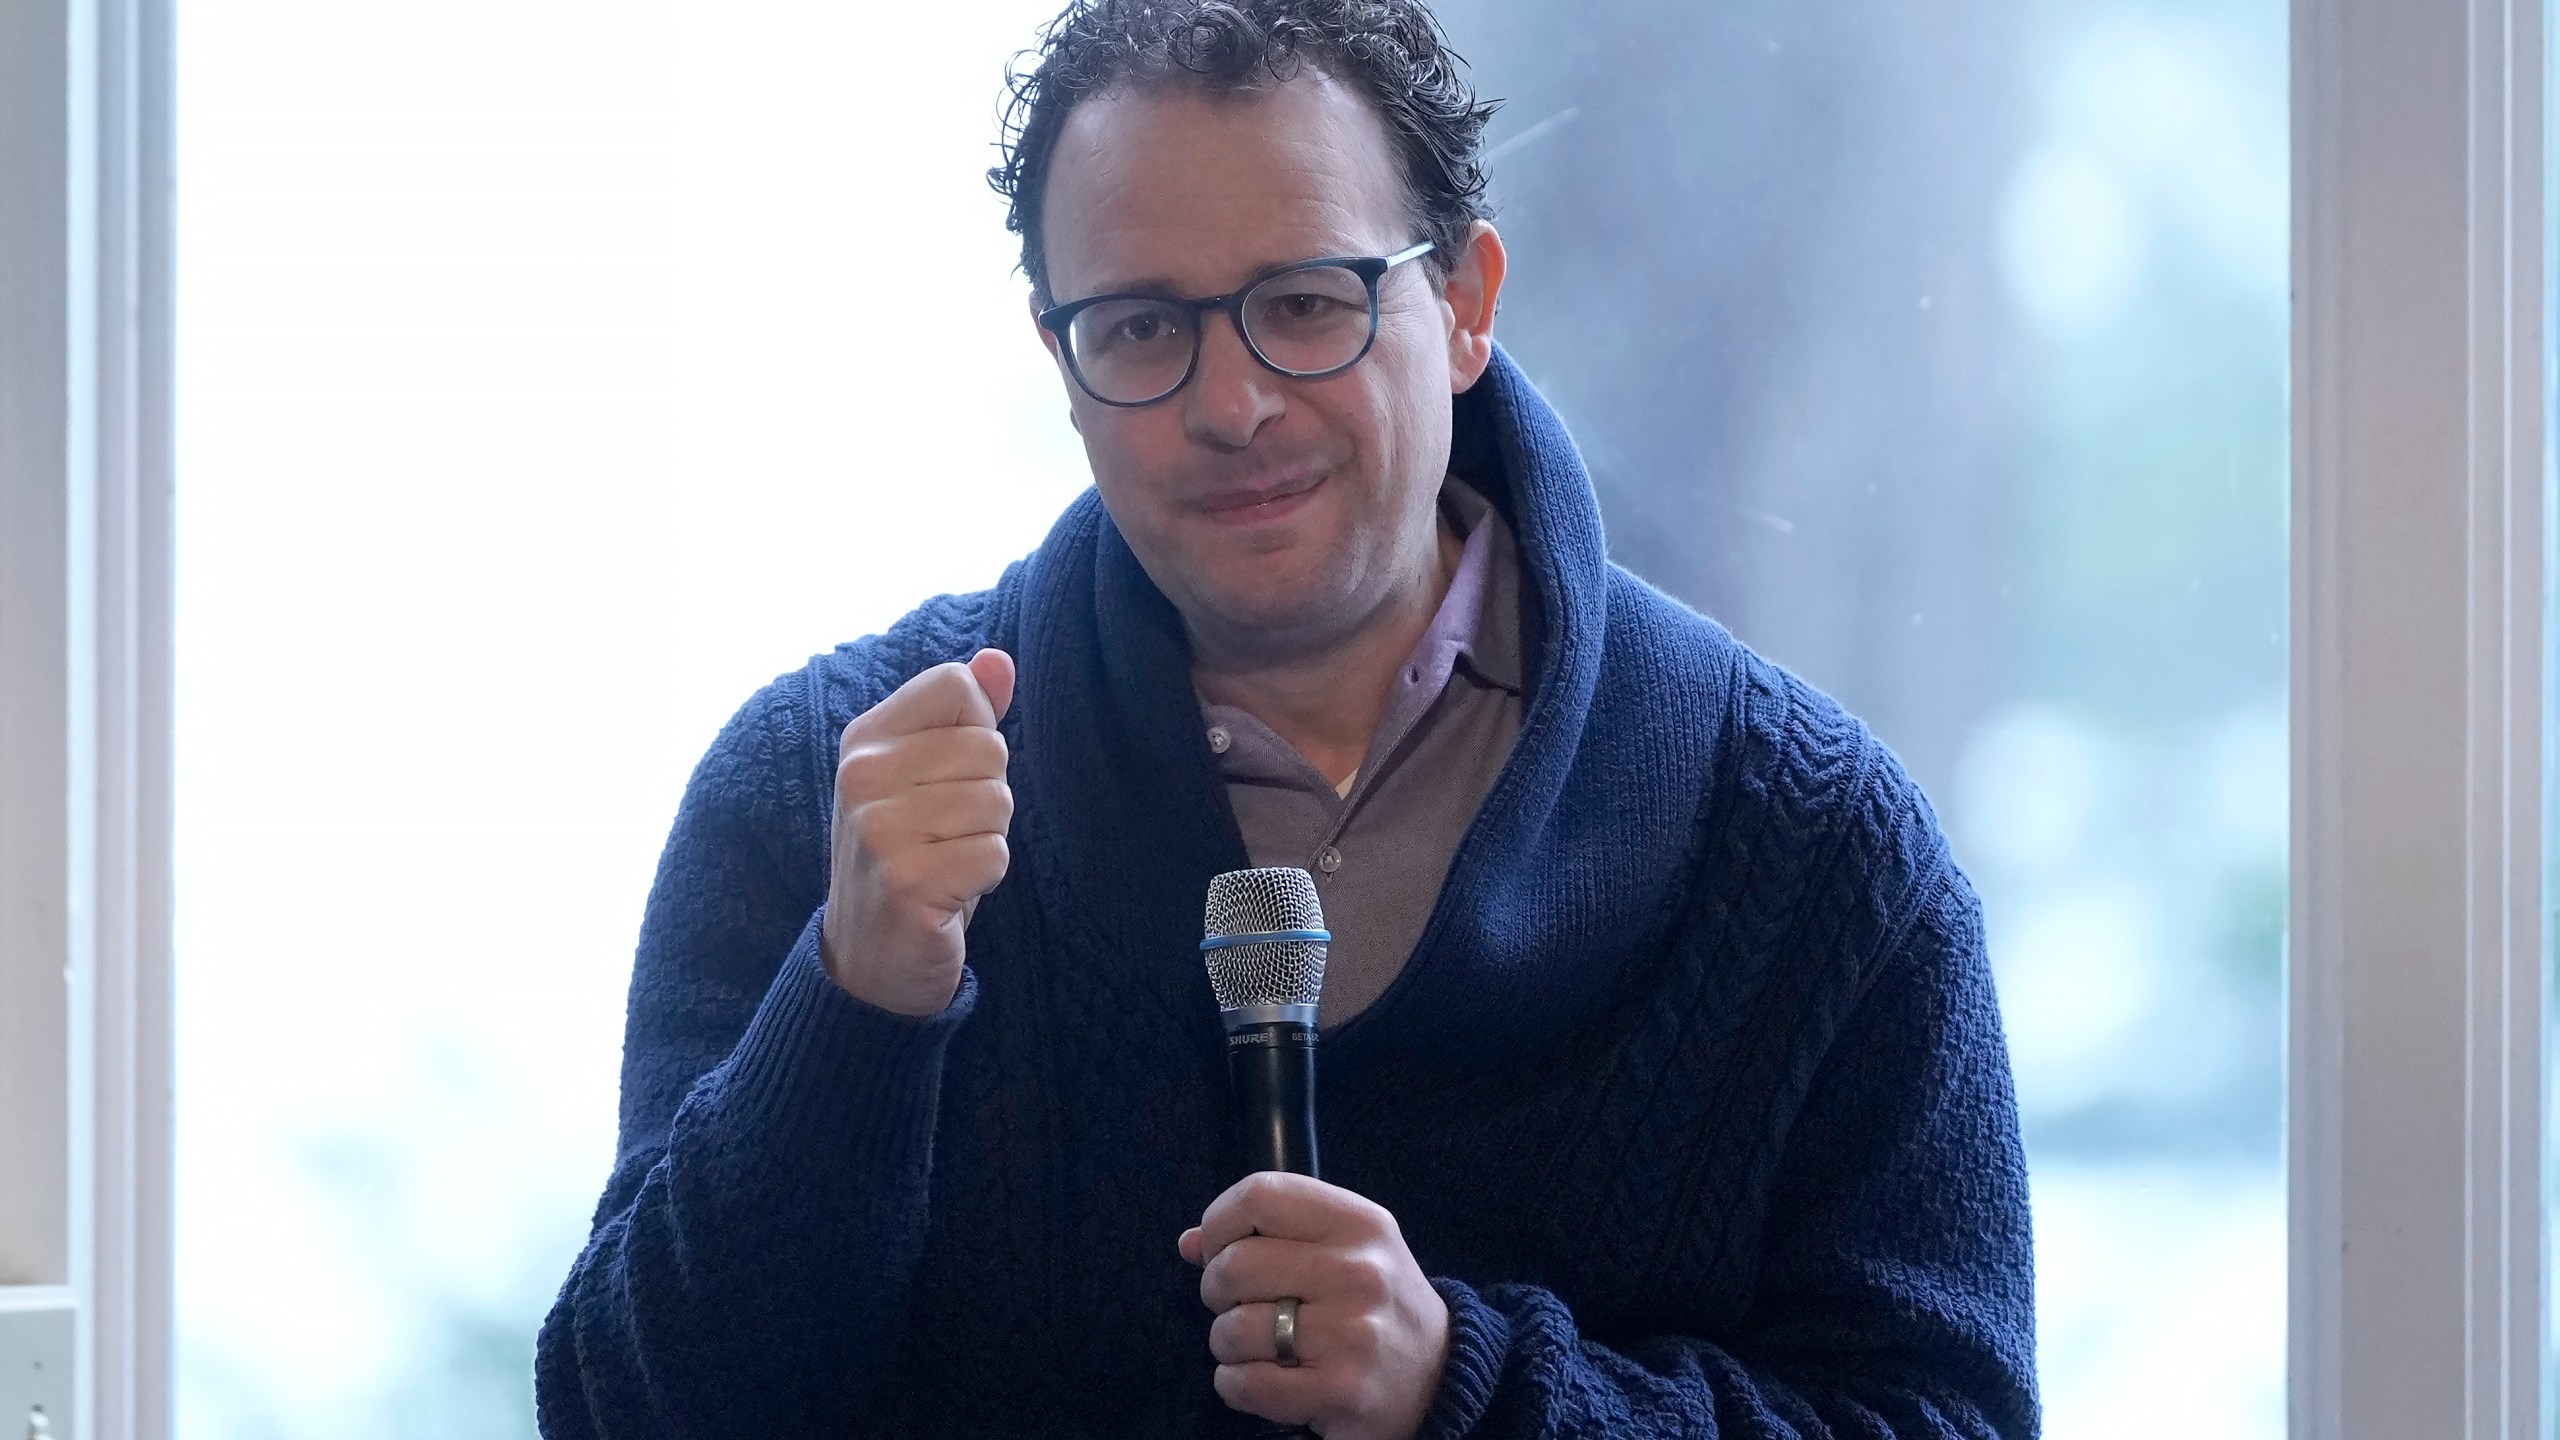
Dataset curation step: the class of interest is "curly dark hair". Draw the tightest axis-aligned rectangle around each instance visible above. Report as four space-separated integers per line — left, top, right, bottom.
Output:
989 0 1500 302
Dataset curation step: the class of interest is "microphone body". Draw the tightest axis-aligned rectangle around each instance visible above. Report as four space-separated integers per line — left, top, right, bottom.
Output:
1225 1013 1319 1178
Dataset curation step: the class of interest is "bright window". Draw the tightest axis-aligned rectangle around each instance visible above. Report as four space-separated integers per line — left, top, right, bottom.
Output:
176 1 2281 1434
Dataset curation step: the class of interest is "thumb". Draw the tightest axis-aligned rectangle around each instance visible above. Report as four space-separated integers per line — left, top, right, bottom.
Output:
967 648 1017 724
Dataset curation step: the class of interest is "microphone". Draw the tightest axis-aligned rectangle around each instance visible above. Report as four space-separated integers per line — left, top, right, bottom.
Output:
1202 867 1327 1439
1201 866 1329 1179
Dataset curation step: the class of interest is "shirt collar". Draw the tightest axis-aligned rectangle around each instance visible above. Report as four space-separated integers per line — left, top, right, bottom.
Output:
1436 474 1525 696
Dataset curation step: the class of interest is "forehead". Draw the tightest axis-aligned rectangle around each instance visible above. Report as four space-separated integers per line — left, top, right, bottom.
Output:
1040 69 1410 301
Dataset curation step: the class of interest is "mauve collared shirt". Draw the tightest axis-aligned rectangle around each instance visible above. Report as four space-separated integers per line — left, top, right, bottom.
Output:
1198 477 1525 1026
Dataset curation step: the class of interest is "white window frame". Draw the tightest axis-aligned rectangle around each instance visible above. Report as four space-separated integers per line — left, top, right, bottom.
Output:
0 0 2547 1436
0 1 173 1437
2289 0 2549 1434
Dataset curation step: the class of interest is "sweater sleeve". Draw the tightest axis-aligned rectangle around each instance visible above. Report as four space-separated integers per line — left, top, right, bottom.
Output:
1415 870 2039 1440
534 677 979 1440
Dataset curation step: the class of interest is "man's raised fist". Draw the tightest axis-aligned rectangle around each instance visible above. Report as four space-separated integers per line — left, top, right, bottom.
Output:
820 648 1017 1016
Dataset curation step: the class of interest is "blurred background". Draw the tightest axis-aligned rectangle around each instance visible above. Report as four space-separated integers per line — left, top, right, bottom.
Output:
173 1 2286 1436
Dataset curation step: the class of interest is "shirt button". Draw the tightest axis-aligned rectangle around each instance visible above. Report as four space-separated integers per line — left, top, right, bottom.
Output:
1207 725 1231 754
1316 845 1342 873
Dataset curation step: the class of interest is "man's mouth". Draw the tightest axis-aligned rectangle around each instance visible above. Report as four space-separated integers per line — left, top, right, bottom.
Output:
1195 471 1328 525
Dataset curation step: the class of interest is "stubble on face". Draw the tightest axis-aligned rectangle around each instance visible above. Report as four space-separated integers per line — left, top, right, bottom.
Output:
1037 71 1460 670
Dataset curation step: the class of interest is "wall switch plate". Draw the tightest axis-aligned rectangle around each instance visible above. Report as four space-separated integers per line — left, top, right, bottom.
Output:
0 1291 73 1440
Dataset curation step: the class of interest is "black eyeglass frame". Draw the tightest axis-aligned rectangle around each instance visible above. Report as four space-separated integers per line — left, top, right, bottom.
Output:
1037 240 1437 408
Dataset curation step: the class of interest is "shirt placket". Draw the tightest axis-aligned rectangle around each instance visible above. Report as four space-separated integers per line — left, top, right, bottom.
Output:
1200 491 1495 890
1205 716 1356 875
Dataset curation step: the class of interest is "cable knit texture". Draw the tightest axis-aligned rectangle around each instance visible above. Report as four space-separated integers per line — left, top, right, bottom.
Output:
535 346 2039 1439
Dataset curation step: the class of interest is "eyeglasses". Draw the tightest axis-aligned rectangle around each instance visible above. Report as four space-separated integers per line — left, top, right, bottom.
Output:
1038 240 1436 408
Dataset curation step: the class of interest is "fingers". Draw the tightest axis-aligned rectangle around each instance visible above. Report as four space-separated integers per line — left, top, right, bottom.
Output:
1207 1304 1326 1432
1208 1300 1301 1366
967 647 1016 722
846 830 1010 921
1200 1229 1402 1321
847 655 1007 742
1197 1171 1380 1260
839 724 1009 796
848 779 1014 846
1212 1361 1322 1431
1198 1233 1303 1312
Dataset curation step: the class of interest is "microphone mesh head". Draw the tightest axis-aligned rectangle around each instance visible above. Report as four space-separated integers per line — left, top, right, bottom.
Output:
1202 866 1328 1011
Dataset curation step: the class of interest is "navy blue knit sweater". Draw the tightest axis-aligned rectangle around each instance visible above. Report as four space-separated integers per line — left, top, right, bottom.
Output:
535 348 2038 1439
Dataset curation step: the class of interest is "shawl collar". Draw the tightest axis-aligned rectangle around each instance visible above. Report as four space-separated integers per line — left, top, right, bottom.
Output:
1006 345 1659 1082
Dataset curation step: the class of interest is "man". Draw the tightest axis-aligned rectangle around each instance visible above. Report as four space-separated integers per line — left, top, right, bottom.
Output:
536 2 2037 1436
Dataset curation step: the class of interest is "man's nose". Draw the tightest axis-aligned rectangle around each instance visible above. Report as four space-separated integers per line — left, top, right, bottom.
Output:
1182 310 1285 449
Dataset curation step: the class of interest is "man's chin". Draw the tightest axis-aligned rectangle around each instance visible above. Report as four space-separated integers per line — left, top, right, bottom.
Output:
1173 581 1358 663
1137 529 1375 659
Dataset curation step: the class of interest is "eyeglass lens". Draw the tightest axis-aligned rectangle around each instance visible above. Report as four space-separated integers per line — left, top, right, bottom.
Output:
1066 262 1376 404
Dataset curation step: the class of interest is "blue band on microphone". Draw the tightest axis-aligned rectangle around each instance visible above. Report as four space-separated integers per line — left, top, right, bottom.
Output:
1198 928 1331 952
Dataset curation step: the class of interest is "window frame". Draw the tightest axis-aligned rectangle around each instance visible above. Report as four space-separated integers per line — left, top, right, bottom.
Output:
2287 0 2549 1432
0 1 174 1436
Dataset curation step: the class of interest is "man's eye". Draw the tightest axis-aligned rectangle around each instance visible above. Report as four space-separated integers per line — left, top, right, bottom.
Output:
1117 312 1176 343
1269 293 1334 319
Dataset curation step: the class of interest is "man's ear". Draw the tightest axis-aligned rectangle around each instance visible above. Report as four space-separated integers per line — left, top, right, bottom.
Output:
1442 221 1507 394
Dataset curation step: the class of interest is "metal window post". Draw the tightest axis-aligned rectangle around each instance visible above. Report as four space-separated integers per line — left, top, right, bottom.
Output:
0 2 174 1437
2289 0 2549 1433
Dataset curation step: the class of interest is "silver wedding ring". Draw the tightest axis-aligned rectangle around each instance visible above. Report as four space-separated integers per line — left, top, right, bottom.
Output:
1272 1296 1302 1367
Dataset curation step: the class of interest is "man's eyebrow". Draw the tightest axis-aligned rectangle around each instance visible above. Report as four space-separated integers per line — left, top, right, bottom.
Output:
1072 250 1364 301
1081 272 1185 297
